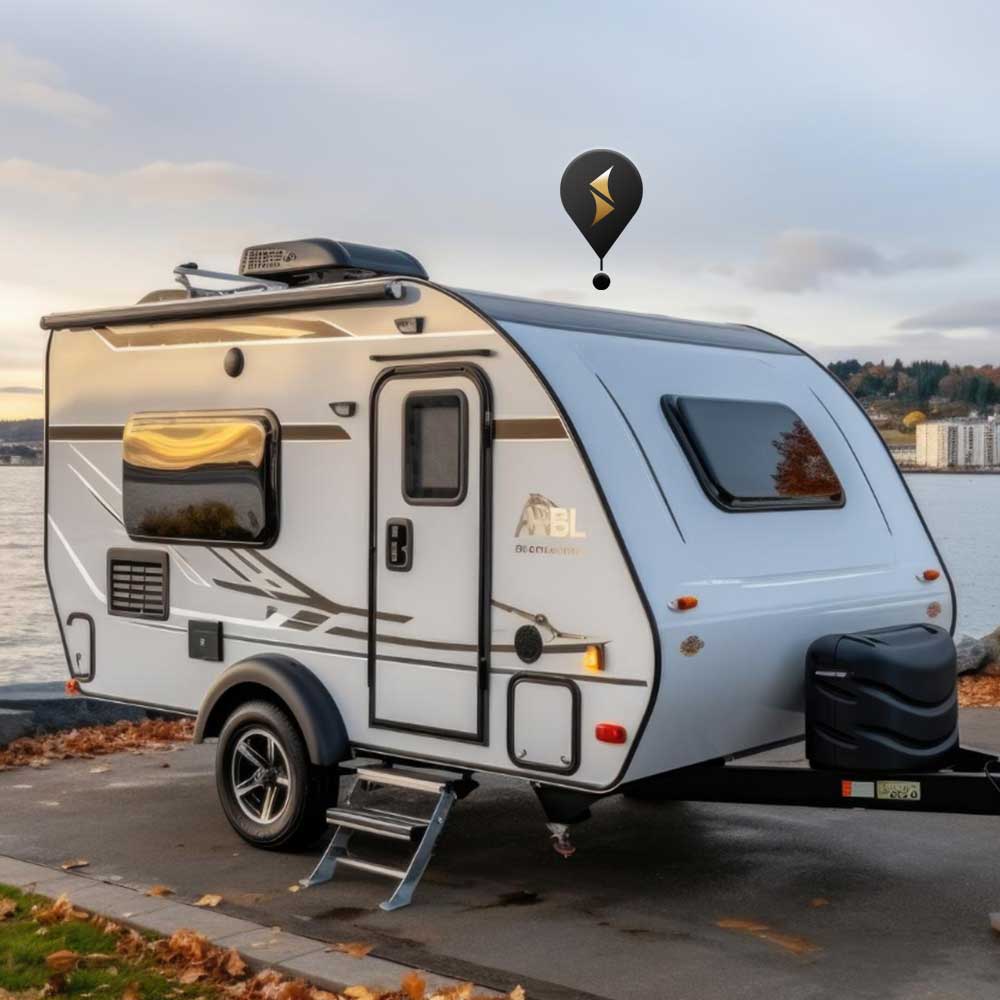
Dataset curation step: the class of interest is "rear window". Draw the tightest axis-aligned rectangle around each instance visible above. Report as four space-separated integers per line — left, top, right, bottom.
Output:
662 396 844 510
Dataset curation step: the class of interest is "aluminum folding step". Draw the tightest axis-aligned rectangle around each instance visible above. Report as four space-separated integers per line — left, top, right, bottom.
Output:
323 806 427 842
300 764 475 910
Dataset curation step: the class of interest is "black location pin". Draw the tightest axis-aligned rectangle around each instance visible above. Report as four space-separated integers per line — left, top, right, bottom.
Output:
560 149 643 289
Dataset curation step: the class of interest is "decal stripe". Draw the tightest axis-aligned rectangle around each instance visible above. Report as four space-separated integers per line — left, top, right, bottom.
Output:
494 418 567 440
283 425 351 441
50 426 123 441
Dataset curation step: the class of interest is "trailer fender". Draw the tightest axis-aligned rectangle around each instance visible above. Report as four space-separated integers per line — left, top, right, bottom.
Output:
194 654 348 768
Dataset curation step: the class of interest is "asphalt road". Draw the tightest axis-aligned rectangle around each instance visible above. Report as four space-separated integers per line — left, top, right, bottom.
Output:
3 710 1000 1000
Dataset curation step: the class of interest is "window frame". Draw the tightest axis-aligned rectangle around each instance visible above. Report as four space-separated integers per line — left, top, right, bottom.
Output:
661 394 846 513
122 408 281 547
401 389 469 507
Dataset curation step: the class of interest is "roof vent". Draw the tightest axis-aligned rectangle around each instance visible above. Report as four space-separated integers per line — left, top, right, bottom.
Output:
238 238 428 286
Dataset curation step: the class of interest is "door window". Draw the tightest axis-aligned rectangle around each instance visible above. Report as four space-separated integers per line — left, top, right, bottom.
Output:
402 391 468 504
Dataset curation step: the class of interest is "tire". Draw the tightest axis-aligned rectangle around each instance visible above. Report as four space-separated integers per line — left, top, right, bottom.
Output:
216 700 335 850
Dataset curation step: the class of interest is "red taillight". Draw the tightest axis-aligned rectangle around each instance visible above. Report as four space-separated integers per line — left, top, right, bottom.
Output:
595 723 627 744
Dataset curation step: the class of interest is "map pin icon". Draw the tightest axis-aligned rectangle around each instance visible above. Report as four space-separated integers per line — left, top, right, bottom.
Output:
560 149 643 290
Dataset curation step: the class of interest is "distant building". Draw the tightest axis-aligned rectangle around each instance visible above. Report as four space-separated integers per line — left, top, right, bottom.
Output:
888 445 917 466
915 418 1000 468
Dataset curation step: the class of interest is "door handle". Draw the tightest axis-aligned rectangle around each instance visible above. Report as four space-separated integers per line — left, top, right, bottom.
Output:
386 518 413 571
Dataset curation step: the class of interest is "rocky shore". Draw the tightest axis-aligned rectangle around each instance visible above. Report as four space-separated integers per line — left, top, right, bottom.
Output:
956 627 1000 676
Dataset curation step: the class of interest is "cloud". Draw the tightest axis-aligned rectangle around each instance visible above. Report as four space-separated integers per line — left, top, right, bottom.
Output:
897 299 1000 335
0 159 272 202
0 386 42 395
749 229 965 292
0 43 110 124
805 329 999 367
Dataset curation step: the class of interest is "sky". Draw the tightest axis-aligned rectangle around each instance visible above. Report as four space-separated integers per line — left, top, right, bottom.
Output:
3 0 1000 419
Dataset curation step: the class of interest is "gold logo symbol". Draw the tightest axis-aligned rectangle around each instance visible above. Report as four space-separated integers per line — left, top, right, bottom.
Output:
515 494 587 539
589 167 615 226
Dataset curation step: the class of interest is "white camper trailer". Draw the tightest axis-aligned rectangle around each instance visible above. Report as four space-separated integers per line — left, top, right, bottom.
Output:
43 239 989 910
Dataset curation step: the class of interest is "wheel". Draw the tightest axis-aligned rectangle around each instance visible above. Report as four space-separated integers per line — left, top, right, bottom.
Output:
216 700 335 850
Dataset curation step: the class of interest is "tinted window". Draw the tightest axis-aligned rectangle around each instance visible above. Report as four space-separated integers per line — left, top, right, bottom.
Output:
403 392 467 504
123 410 279 545
662 396 844 510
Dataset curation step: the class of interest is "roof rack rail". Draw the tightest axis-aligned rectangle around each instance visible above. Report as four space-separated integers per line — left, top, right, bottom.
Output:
173 262 288 298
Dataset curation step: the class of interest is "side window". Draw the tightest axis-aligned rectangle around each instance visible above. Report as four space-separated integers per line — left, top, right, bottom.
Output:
662 395 844 511
403 391 468 505
122 410 280 545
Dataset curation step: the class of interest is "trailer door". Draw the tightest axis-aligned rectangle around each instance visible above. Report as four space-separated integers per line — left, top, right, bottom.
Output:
369 368 491 742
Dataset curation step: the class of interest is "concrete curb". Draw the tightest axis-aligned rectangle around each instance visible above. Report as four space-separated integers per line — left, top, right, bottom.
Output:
0 855 503 997
0 684 166 745
0 707 34 745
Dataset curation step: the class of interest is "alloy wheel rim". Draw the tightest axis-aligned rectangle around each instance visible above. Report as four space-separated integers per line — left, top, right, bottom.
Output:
230 727 292 826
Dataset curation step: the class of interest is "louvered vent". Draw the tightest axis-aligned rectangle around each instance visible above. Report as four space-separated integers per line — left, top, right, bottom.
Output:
107 548 169 620
240 246 289 274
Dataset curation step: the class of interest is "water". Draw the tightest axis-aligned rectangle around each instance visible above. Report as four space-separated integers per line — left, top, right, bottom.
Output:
0 468 64 684
0 468 997 684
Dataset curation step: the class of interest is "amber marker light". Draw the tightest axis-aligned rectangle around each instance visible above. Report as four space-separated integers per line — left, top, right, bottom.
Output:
670 595 699 611
64 679 80 696
583 645 605 672
920 569 941 582
596 723 627 744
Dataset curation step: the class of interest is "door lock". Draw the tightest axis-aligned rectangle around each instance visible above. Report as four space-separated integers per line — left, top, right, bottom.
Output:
386 518 413 571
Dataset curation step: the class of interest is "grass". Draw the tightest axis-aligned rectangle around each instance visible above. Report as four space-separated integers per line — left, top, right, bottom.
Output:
0 884 216 999
879 428 916 446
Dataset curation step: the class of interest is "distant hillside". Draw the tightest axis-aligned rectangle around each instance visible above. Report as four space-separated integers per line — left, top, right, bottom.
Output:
829 359 1000 413
0 419 43 443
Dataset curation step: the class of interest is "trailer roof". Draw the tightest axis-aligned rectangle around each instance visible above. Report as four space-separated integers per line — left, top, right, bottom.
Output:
40 276 800 356
457 289 802 356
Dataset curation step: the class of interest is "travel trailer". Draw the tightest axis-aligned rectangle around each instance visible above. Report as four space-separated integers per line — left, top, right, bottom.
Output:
41 239 997 910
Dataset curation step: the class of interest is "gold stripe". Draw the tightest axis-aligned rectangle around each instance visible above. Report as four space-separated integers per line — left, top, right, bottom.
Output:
96 315 352 349
494 418 567 440
283 425 351 441
49 425 123 441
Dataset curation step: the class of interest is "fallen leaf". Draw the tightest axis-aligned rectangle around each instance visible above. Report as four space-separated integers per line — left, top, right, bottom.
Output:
509 990 526 1000
0 898 16 921
287 884 302 893
222 949 247 977
716 917 819 956
177 969 204 985
808 897 830 908
145 885 174 898
42 972 68 996
402 971 427 1000
45 950 80 974
122 983 141 1000
194 894 222 908
343 989 376 1000
90 766 111 774
61 859 90 871
328 941 374 959
34 895 88 925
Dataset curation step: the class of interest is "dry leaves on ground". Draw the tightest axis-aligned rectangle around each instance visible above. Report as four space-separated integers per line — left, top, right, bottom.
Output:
194 894 223 908
716 917 820 956
59 860 89 871
958 674 1000 708
145 885 173 898
0 898 17 921
33 895 89 925
327 942 374 959
0 719 194 771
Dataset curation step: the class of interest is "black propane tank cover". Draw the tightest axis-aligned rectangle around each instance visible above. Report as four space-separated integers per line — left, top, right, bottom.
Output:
805 623 958 772
224 347 245 377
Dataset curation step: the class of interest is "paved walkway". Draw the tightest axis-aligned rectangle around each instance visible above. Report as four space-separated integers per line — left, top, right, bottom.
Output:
0 854 501 997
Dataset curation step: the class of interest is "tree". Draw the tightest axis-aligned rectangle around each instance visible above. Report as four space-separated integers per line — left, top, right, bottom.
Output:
772 420 842 498
902 410 927 428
